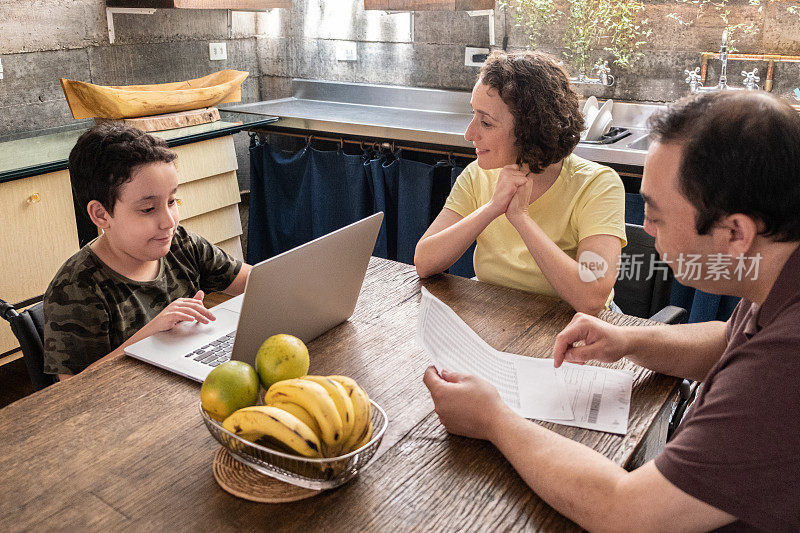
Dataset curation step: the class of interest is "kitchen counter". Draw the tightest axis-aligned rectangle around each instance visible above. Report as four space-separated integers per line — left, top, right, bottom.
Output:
222 79 665 167
0 111 278 184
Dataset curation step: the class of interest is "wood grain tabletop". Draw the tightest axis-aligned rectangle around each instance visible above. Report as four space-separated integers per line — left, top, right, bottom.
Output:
0 257 679 532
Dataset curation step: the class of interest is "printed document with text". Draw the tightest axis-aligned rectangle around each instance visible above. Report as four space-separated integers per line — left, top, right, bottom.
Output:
417 287 633 434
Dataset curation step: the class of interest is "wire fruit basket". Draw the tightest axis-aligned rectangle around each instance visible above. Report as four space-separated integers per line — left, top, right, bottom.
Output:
202 400 388 490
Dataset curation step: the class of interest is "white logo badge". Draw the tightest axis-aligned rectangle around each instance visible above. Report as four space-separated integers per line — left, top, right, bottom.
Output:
578 250 608 282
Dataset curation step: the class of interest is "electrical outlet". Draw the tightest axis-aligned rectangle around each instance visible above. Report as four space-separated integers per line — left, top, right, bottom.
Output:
464 47 489 67
209 42 227 61
336 41 358 62
0 58 4 80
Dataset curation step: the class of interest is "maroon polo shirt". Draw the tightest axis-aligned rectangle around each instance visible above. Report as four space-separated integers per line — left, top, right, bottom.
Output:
655 244 800 532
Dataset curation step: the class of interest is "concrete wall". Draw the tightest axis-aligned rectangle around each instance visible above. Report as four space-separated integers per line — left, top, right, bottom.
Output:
1 1 799 140
257 0 800 103
0 1 268 187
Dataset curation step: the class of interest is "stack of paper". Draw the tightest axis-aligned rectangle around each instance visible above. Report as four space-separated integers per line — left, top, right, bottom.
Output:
417 287 633 435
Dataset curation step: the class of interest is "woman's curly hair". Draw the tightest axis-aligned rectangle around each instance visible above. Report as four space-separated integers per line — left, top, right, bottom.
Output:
478 50 584 174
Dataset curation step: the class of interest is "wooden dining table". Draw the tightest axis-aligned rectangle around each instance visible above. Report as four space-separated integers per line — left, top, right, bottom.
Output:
0 257 680 531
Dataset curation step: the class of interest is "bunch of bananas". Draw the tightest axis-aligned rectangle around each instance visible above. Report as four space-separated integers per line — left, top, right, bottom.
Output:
222 375 373 458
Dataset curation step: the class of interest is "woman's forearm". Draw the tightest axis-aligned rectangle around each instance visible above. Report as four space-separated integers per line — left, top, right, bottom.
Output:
511 216 613 314
414 204 499 278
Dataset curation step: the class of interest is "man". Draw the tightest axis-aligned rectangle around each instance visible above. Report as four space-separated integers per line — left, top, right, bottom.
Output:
423 91 800 532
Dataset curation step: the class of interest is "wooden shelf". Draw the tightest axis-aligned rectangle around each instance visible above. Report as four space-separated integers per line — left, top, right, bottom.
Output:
364 0 493 10
106 0 291 10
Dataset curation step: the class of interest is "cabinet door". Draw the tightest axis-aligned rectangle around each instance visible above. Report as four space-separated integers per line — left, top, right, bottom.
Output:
0 170 80 354
173 137 244 261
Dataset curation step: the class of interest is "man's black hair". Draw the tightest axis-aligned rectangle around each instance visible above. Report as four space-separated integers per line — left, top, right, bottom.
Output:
68 122 177 217
648 91 800 241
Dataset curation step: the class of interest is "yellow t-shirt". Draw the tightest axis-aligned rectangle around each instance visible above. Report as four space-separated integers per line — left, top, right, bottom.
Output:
444 154 627 300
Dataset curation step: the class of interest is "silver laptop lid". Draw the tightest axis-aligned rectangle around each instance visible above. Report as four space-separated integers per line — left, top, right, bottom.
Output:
230 211 383 364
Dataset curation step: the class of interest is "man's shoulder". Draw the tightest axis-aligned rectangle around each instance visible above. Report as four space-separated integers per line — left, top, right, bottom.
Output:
716 301 800 397
755 299 800 356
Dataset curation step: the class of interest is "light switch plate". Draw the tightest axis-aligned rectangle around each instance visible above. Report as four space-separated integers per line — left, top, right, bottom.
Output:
464 47 489 67
336 41 358 62
209 42 227 61
0 58 4 80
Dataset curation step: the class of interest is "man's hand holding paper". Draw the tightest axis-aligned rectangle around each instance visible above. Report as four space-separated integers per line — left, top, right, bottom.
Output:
423 367 513 441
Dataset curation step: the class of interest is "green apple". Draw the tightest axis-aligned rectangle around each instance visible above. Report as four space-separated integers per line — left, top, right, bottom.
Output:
255 334 310 389
200 361 260 422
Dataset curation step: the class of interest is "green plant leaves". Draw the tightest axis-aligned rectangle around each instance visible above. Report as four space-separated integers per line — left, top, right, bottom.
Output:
504 0 650 73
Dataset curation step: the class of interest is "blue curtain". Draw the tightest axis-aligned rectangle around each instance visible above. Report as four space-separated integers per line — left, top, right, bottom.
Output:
248 141 474 277
247 142 373 263
625 192 739 322
448 165 477 278
363 150 393 259
625 193 645 226
669 280 740 322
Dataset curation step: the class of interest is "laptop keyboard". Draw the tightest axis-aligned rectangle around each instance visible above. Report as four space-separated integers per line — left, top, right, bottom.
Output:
185 332 235 367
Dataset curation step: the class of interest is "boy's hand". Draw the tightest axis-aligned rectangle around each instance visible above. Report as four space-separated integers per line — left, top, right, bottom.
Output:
147 290 215 334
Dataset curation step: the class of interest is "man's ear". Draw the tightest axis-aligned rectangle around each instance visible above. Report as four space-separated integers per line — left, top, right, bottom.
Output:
717 214 759 256
87 200 112 229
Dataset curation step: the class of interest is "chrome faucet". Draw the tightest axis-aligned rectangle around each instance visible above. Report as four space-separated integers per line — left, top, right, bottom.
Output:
717 29 730 90
594 61 615 87
742 68 760 91
685 67 703 93
570 60 615 87
684 30 761 93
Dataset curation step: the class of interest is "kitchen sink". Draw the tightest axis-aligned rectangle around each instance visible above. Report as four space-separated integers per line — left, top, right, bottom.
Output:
226 80 669 167
626 135 652 151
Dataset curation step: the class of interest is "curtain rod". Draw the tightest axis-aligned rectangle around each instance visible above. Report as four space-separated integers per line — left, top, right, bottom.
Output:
249 128 477 160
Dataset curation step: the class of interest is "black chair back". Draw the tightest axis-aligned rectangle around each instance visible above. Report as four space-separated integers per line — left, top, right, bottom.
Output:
614 223 674 319
1 300 55 391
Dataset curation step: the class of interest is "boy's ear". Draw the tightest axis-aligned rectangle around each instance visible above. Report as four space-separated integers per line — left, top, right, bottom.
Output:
87 200 112 229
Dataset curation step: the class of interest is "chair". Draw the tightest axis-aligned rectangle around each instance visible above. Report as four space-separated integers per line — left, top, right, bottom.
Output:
614 223 687 323
613 223 695 440
0 298 56 391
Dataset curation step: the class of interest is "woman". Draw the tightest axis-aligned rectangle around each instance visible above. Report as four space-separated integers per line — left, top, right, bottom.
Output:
414 50 626 315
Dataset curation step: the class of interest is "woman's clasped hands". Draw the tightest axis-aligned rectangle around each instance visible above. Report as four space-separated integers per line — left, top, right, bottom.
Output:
488 164 535 225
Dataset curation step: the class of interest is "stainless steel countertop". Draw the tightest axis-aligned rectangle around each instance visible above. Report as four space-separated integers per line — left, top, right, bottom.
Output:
224 79 665 167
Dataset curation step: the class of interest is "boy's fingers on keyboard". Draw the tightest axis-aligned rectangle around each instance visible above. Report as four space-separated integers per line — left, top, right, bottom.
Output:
178 305 213 324
177 298 216 320
163 312 196 329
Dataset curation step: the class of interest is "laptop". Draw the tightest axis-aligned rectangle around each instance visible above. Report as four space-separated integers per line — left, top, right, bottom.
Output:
124 212 384 382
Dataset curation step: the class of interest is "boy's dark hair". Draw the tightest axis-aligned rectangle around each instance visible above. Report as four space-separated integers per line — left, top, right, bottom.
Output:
648 91 800 242
478 50 584 174
69 123 177 217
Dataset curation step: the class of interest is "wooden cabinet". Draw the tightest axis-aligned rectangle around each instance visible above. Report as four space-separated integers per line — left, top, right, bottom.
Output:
0 134 244 357
173 135 245 261
364 0 493 10
0 170 80 357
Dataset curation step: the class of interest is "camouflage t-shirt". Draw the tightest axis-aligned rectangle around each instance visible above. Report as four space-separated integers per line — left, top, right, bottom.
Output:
43 225 242 375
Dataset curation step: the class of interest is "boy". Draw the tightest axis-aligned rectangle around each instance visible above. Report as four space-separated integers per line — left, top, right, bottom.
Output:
44 123 251 380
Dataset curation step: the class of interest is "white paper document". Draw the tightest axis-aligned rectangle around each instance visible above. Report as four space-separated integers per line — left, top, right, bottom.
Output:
417 287 633 435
